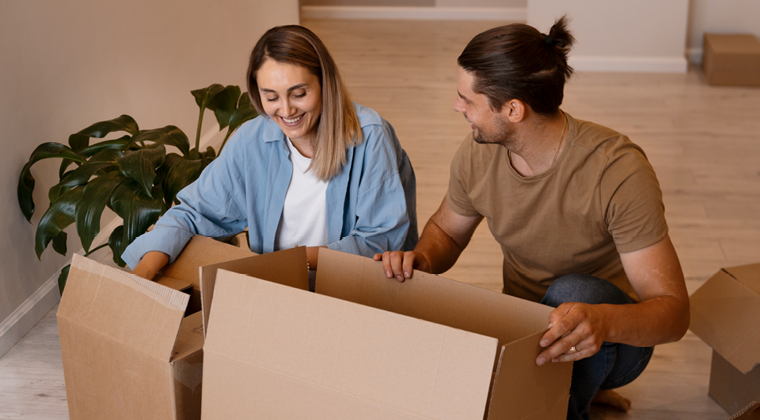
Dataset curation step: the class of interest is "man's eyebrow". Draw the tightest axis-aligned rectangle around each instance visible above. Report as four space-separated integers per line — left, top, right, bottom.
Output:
260 83 309 93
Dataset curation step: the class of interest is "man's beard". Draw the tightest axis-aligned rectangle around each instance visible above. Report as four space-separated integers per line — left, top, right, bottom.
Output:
472 116 516 148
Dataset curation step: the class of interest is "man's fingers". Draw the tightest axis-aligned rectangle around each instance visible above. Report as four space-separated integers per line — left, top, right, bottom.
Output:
540 312 578 348
389 251 406 282
401 251 417 279
536 330 585 365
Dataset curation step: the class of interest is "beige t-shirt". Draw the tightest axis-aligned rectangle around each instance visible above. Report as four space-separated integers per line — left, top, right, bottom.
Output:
447 113 668 302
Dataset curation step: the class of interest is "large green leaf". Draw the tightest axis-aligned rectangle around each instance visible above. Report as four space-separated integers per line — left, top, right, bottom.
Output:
127 126 191 157
206 85 241 130
160 153 204 206
191 84 226 111
52 231 68 256
74 115 139 139
49 148 123 202
220 93 258 152
108 225 127 267
116 145 166 197
58 264 70 295
18 143 85 222
34 187 84 259
110 180 164 254
79 136 132 157
76 171 125 253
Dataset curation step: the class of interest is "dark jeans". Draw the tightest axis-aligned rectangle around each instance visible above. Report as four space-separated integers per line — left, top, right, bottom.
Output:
540 274 654 420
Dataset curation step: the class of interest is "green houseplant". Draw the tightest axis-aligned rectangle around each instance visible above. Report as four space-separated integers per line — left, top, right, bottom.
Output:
18 84 258 293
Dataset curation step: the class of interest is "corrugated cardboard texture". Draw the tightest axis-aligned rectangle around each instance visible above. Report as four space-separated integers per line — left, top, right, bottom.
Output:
60 254 189 361
171 313 204 420
58 318 178 419
316 249 572 420
198 247 309 336
690 265 760 373
731 402 760 420
316 249 551 346
202 270 498 420
709 350 760 416
703 33 760 87
488 332 574 420
162 235 255 313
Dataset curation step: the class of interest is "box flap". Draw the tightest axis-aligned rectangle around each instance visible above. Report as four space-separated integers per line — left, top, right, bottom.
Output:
316 249 552 348
731 402 760 420
58 254 189 362
705 34 760 55
155 274 193 292
689 268 760 373
486 333 573 420
203 269 498 419
162 235 254 289
725 263 760 295
198 247 309 336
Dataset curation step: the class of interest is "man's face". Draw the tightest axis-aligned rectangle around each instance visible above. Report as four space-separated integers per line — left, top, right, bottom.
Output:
453 67 515 146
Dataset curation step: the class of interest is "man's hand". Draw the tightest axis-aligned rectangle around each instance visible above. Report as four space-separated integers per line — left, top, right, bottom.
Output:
373 251 431 282
536 302 608 365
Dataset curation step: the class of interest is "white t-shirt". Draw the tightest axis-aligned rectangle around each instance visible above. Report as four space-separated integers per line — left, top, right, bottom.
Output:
274 138 329 251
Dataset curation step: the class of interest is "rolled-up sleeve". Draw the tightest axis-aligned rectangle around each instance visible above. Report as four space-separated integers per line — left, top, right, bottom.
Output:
122 134 248 269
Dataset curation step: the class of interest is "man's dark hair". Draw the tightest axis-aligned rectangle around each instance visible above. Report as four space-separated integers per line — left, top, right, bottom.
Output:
457 15 575 115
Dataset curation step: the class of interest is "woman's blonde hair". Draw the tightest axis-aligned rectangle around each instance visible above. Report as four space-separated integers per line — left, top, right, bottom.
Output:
247 25 362 181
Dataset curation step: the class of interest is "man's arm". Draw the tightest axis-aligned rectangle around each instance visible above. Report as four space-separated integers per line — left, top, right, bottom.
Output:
536 235 690 365
374 197 482 281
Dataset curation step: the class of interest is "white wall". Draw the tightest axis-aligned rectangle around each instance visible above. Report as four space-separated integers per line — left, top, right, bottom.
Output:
528 0 690 72
301 0 527 20
687 0 760 63
0 0 298 358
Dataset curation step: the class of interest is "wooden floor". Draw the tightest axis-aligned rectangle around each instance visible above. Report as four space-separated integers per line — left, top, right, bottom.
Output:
2 18 758 419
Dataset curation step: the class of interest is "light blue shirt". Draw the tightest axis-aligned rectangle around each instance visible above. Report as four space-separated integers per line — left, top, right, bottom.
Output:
122 103 417 268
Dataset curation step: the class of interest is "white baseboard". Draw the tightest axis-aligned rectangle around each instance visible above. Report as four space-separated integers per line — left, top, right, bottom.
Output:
569 56 689 73
301 5 527 21
0 272 60 358
686 48 703 65
0 124 222 359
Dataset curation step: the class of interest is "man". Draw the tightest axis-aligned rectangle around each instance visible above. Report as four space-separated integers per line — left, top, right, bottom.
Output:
374 16 689 420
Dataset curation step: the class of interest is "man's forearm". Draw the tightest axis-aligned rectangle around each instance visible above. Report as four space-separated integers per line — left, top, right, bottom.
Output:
415 218 467 274
601 295 690 347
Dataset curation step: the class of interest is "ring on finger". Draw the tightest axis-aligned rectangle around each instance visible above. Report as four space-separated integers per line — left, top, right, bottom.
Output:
568 346 578 354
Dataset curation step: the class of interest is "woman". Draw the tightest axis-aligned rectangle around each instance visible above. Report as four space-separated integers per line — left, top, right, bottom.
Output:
123 25 417 282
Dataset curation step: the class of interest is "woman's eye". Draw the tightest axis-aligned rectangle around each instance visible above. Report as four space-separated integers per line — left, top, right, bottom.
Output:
265 96 278 102
293 92 306 99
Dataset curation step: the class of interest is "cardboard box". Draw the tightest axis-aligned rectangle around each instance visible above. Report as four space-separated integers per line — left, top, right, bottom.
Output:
57 236 255 420
200 248 573 420
731 402 760 420
702 33 760 87
689 263 760 415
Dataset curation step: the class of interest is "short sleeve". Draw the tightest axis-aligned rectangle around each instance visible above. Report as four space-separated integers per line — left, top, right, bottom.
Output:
602 147 668 254
446 135 482 217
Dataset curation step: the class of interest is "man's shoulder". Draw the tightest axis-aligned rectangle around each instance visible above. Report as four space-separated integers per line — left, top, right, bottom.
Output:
568 115 647 163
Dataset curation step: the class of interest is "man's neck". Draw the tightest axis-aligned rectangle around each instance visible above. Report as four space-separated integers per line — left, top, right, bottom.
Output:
507 111 567 177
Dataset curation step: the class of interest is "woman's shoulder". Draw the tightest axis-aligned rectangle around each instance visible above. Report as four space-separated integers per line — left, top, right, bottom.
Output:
353 103 384 129
224 115 284 152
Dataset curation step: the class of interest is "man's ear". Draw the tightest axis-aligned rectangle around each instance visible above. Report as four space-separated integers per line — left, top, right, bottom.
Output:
502 99 526 123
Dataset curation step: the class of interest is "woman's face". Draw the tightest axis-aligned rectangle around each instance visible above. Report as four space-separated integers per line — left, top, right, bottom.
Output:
257 59 322 143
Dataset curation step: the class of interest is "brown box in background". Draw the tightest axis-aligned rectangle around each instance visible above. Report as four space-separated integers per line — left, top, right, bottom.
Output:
689 263 760 416
702 33 760 87
56 236 256 420
200 249 573 420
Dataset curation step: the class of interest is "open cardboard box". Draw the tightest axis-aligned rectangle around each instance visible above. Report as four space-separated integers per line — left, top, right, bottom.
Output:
689 263 760 416
56 236 253 420
199 248 573 420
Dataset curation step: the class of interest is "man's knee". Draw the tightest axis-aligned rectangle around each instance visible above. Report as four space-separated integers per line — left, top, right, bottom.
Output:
541 274 633 308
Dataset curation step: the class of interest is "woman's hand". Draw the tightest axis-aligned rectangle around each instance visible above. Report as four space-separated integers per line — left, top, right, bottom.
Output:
131 251 170 281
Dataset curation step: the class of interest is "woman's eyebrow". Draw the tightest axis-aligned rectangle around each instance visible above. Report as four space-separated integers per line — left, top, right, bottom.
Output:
260 83 309 93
